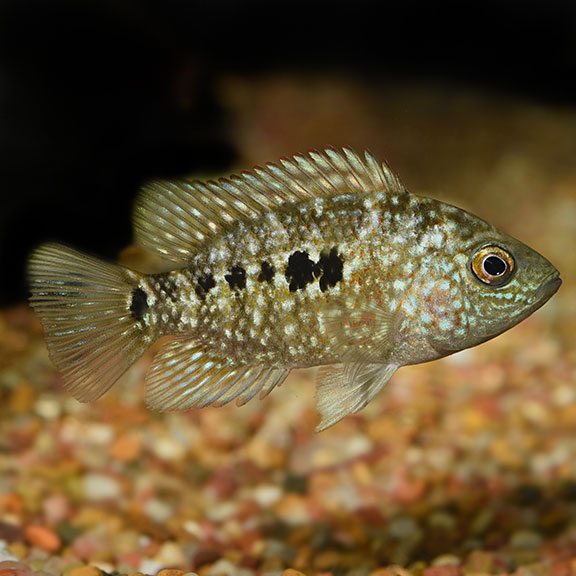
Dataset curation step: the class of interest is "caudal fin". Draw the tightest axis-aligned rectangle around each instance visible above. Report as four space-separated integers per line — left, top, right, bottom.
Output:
28 243 154 402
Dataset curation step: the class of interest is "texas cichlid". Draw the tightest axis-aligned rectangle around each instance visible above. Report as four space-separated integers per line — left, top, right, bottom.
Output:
28 148 561 430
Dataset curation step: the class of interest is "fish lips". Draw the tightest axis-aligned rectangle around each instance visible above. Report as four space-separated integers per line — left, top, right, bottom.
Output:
533 271 562 305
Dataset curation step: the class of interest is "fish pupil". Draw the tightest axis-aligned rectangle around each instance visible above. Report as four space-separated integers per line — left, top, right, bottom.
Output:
483 255 507 277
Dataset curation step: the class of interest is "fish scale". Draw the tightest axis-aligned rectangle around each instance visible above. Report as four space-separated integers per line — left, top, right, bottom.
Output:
28 147 561 431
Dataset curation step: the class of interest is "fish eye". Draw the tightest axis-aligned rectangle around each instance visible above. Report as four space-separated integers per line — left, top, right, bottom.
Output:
470 245 515 286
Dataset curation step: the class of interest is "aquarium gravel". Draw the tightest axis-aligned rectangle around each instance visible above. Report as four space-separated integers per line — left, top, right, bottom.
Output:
1 78 575 576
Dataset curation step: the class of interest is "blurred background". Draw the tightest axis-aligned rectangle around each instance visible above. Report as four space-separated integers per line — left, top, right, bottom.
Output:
1 0 576 303
2 3 576 573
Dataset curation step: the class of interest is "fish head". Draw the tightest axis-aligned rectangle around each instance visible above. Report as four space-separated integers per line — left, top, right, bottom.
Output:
455 230 561 348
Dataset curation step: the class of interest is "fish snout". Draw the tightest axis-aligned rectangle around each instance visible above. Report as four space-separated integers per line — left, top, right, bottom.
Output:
535 271 562 303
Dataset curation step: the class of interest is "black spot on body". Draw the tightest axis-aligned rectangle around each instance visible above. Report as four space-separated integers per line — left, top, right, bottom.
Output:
195 273 216 298
225 266 246 290
317 247 344 292
130 287 149 321
258 261 275 283
285 251 316 292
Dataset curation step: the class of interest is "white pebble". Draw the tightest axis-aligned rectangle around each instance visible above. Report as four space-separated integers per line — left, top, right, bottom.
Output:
156 541 187 567
144 498 174 523
207 558 253 576
552 384 576 406
250 484 283 507
152 436 186 461
83 472 122 501
84 423 115 445
138 558 165 575
183 520 203 539
0 541 18 562
206 501 238 522
34 395 62 420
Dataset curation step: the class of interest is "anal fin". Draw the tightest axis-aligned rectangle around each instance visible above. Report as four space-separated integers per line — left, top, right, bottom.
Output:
315 363 398 432
145 338 290 411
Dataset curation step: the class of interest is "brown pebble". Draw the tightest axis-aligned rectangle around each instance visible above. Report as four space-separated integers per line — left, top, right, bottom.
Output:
368 569 402 576
192 547 221 569
24 523 61 552
66 566 104 576
464 550 495 573
0 520 24 543
9 381 36 413
156 570 187 576
282 570 307 576
386 567 415 576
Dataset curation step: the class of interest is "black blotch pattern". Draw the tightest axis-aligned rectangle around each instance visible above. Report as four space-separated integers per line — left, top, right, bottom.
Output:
285 251 316 292
317 247 344 292
258 261 275 283
225 265 247 290
195 273 216 298
129 287 149 321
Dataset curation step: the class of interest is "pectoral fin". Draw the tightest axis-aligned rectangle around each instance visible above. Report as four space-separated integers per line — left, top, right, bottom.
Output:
315 362 398 431
318 297 399 363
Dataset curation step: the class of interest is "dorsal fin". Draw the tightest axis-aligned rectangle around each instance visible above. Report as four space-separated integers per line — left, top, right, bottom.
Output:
133 147 407 265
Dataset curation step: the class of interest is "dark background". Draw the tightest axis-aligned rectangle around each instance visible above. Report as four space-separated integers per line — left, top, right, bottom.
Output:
1 0 575 304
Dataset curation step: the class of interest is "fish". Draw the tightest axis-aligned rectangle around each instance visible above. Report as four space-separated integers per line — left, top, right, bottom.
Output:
28 147 561 431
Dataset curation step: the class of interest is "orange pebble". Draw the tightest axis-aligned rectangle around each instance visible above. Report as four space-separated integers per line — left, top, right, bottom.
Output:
156 570 187 576
110 431 143 462
24 523 61 552
282 570 307 576
0 492 23 514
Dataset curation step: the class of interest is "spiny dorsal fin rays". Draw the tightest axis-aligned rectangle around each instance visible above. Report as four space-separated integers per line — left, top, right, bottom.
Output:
308 148 363 194
261 160 313 200
133 147 407 265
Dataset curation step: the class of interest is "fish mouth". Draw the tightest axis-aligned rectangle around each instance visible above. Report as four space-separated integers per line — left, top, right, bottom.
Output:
533 271 562 304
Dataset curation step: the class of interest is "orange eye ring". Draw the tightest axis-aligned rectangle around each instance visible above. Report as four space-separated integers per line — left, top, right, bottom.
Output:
471 245 515 286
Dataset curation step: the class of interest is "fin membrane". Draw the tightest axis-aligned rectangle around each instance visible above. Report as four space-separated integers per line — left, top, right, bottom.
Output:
133 147 407 265
315 363 398 432
145 338 291 411
28 243 151 402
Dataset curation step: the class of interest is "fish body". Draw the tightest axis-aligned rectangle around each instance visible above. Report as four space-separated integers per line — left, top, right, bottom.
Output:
28 148 561 430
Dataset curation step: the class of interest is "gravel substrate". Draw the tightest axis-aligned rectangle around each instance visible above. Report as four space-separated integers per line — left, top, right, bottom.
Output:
0 77 574 575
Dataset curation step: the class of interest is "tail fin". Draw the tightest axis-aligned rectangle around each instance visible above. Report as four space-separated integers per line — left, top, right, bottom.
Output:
28 243 154 402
